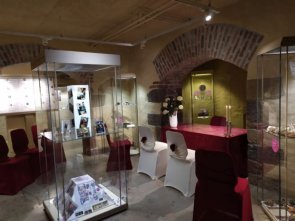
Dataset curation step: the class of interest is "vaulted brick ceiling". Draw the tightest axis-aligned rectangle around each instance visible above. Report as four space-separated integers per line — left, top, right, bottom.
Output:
0 0 242 68
0 0 240 45
0 44 42 67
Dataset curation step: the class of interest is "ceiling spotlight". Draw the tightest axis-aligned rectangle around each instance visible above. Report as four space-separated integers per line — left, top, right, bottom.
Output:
205 12 212 21
175 0 220 22
140 39 147 49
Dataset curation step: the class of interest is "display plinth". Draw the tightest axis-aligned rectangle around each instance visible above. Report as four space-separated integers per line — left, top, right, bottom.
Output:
44 175 127 221
82 137 98 156
261 201 292 221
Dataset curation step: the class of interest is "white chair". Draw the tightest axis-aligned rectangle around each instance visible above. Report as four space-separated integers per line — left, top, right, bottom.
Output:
164 131 197 197
137 126 168 180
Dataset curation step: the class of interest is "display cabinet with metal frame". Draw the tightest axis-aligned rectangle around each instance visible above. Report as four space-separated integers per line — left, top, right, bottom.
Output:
116 73 139 155
32 49 128 221
256 37 295 221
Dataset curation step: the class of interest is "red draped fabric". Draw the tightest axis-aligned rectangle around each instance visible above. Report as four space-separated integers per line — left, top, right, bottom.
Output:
10 128 41 178
104 124 133 172
162 124 253 221
0 135 34 195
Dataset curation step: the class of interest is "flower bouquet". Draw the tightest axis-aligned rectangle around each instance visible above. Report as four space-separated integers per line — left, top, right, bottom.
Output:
162 96 184 116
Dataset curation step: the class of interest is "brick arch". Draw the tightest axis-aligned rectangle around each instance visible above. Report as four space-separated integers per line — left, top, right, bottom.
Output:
148 23 263 126
0 43 94 84
0 44 43 67
153 23 263 85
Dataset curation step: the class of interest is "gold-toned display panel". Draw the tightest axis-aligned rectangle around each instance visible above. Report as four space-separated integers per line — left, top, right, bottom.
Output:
191 72 214 124
182 60 247 128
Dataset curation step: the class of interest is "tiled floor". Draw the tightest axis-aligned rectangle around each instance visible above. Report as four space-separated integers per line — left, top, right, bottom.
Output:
0 141 270 221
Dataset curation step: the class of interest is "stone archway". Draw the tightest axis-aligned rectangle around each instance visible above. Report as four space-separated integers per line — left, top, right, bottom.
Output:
153 23 263 83
148 23 263 126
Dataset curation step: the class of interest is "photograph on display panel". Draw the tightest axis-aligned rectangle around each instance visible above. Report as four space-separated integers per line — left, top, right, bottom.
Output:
77 102 87 115
61 120 71 134
95 120 105 134
77 87 86 100
80 117 88 128
77 116 89 137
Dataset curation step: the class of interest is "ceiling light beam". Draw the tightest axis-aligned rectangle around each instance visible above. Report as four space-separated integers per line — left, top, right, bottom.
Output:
0 31 133 47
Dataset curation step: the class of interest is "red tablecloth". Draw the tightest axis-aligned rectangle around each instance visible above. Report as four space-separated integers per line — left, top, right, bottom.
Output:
161 124 248 178
164 125 253 220
235 177 253 221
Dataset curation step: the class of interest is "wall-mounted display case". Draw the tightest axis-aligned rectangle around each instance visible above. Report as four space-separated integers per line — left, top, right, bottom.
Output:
191 72 214 124
255 37 295 221
32 49 128 221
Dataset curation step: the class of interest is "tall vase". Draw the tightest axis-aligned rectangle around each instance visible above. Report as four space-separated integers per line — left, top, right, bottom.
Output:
169 111 178 128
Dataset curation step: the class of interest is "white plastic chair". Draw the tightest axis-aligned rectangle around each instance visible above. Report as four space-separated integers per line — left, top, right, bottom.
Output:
164 131 197 197
137 126 168 180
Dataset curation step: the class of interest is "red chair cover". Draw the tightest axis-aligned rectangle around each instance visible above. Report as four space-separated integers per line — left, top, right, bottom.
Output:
193 150 253 221
210 116 226 126
0 135 34 195
10 128 40 178
0 135 9 163
39 134 66 174
105 124 132 171
31 125 38 148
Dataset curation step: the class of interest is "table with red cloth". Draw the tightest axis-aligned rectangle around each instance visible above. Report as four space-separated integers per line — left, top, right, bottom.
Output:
162 124 253 221
161 124 248 178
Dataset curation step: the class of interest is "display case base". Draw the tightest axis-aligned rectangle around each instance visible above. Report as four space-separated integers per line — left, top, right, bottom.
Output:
44 201 127 221
43 180 127 221
82 137 99 156
261 201 291 221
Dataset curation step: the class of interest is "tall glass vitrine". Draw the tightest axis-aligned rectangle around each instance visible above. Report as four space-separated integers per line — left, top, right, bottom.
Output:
256 37 295 221
116 73 139 155
31 49 128 221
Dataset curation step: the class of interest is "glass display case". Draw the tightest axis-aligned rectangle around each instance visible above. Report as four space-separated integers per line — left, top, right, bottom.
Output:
116 73 139 155
255 37 295 221
31 49 128 221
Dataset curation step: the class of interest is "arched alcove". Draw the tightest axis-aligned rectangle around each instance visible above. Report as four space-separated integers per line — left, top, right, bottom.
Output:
148 23 263 126
182 59 247 128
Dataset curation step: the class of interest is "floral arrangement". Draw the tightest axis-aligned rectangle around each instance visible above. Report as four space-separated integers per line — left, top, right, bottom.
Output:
162 96 184 116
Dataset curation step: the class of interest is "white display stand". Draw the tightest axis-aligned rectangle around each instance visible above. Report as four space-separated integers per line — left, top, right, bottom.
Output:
44 174 126 221
67 85 92 137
